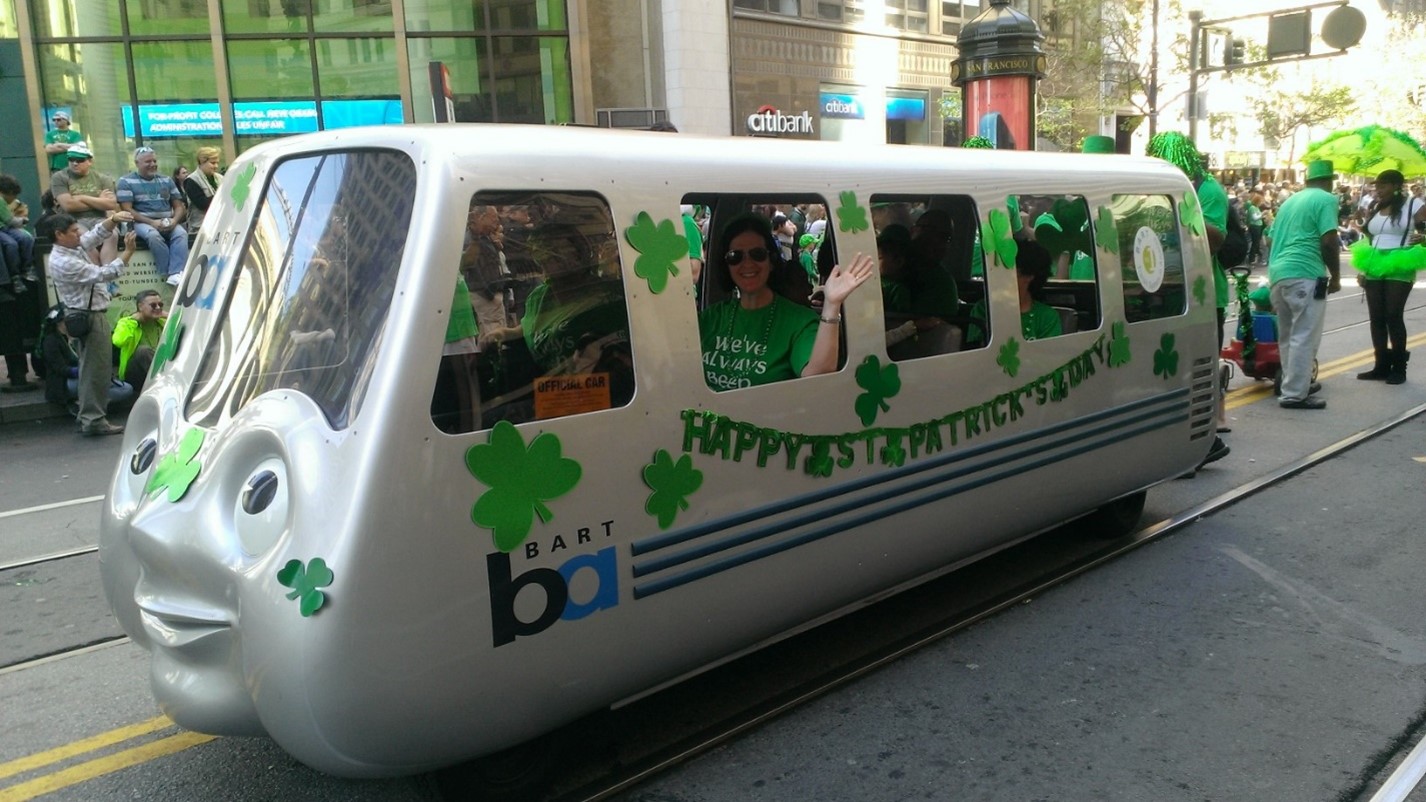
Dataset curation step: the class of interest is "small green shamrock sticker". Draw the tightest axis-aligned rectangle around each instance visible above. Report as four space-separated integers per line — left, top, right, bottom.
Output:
836 191 869 233
1095 207 1118 254
1192 275 1208 307
624 211 688 294
230 163 257 211
880 436 907 467
643 449 703 530
983 207 1018 270
145 428 206 503
467 421 583 553
805 440 835 478
149 306 184 377
853 355 901 427
1153 332 1179 379
996 337 1022 378
1108 321 1132 367
1179 192 1204 237
277 558 334 618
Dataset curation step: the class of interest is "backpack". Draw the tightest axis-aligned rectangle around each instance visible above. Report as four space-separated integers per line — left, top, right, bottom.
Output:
1218 200 1250 268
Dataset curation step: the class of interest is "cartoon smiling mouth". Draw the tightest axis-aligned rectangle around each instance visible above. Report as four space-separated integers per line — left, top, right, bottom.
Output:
137 594 233 648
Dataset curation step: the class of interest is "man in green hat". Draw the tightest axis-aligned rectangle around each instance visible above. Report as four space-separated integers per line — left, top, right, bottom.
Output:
1267 159 1341 409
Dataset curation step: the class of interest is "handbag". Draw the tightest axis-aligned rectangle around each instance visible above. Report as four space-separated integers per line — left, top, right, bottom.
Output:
64 285 95 340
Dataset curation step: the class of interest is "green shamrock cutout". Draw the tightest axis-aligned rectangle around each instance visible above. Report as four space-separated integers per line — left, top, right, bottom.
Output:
996 337 1022 378
1178 191 1205 237
1192 275 1208 307
145 428 206 503
277 558 334 618
625 211 688 294
837 191 869 233
1108 321 1132 367
879 436 907 467
805 440 835 478
467 420 583 553
149 306 184 377
1153 332 1179 379
853 355 901 426
1095 207 1118 254
983 207 1018 270
230 163 257 211
643 449 703 530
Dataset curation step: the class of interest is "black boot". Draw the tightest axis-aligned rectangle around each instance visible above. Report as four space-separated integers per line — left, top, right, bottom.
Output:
1358 349 1390 380
1386 350 1409 385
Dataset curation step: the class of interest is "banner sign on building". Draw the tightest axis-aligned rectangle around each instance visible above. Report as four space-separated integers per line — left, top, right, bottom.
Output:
121 99 403 138
820 93 865 120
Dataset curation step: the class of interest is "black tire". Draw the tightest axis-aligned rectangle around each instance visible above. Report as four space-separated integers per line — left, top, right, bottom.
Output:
1076 491 1146 539
424 731 564 802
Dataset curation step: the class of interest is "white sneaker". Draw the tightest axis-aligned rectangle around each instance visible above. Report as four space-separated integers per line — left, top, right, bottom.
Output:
166 273 183 287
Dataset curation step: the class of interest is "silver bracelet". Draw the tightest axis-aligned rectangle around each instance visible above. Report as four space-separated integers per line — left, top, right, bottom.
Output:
819 313 842 325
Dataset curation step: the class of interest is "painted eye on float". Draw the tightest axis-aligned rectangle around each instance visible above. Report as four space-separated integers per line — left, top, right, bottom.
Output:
234 457 289 557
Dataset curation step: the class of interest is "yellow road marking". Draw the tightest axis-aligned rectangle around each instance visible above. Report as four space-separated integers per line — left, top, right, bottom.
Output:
1225 331 1426 411
0 716 171 781
0 731 214 802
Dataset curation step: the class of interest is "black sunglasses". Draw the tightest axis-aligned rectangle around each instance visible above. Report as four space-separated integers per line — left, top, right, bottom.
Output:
724 247 770 266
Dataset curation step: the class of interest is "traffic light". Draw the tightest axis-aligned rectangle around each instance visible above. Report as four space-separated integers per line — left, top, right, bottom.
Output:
1225 38 1246 66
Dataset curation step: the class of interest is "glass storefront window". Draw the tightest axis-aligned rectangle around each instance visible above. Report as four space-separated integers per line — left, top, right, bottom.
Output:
408 37 491 124
490 37 572 124
313 0 395 34
404 0 485 33
38 42 135 172
128 0 210 36
133 41 217 105
228 39 316 99
315 37 399 97
32 0 122 38
221 0 312 34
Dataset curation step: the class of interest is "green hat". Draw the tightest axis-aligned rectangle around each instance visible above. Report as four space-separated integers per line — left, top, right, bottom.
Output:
799 233 819 249
1305 160 1336 182
1081 135 1115 154
962 135 994 149
1146 131 1203 180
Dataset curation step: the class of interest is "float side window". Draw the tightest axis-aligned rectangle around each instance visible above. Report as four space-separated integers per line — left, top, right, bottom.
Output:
869 194 980 360
430 191 633 434
1114 194 1186 323
1017 193 1101 337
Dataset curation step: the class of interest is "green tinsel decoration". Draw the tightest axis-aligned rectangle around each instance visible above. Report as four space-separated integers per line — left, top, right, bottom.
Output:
1146 131 1203 180
962 136 994 149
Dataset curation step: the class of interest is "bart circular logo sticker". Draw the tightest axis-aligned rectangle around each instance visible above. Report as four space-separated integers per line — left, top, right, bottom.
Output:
1133 226 1165 292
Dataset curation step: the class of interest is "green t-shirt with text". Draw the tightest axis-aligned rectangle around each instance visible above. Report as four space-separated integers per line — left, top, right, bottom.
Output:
521 278 630 372
699 295 818 391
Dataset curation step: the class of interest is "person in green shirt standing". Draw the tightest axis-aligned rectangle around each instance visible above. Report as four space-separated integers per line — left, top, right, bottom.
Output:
43 112 83 173
1146 131 1230 467
1268 160 1341 409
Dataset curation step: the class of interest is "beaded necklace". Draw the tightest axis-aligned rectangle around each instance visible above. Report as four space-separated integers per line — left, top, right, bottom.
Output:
724 295 779 384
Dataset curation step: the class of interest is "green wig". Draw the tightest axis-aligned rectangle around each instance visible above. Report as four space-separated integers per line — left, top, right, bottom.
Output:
962 135 994 149
1146 131 1204 180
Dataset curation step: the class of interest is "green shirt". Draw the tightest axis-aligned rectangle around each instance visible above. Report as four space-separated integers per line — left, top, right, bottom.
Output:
682 213 702 261
520 278 630 372
1196 175 1230 309
966 299 1062 343
698 295 818 391
1267 187 1338 285
112 315 166 378
45 129 83 171
446 276 479 342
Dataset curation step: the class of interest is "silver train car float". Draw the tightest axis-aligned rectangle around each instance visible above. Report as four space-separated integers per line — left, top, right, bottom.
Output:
100 125 1218 778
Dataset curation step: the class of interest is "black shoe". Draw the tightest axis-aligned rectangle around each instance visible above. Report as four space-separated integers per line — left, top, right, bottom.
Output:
80 422 125 436
1280 397 1327 410
1273 381 1321 396
1198 436 1230 468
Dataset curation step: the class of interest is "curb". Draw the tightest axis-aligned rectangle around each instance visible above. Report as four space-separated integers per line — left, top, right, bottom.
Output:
0 394 65 425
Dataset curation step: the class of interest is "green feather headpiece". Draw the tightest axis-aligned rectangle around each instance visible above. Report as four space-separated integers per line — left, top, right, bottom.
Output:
1146 131 1204 180
962 136 994 149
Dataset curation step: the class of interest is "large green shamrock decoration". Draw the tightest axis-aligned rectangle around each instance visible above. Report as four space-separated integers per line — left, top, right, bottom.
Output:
853 355 901 426
996 337 1022 378
467 420 583 553
1193 275 1208 307
625 211 688 294
1095 207 1118 254
643 449 702 530
983 207 1018 270
145 428 206 503
1108 321 1132 367
837 191 869 233
1153 332 1179 379
149 306 184 377
277 558 334 618
1178 191 1205 237
230 163 257 211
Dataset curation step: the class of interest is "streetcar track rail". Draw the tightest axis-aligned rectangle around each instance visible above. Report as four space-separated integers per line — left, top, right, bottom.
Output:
546 402 1426 802
0 546 99 574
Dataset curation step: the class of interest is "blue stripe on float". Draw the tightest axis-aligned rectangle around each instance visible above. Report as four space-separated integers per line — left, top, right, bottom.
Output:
632 388 1188 558
630 411 1186 600
631 400 1184 577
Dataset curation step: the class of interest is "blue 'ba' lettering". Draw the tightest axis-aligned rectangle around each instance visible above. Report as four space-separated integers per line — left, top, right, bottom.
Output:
486 547 619 647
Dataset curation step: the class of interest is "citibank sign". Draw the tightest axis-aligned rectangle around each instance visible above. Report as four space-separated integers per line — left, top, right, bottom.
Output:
746 105 814 136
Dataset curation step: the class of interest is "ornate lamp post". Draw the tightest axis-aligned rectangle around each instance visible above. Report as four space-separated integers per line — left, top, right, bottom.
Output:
951 0 1047 150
